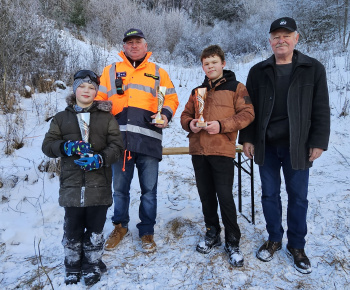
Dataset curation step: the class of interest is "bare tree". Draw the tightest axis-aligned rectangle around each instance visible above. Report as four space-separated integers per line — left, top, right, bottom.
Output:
0 0 44 112
342 0 350 48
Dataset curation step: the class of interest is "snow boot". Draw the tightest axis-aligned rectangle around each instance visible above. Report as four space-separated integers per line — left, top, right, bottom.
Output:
83 266 101 286
64 272 81 285
98 260 107 273
196 226 221 254
225 243 244 267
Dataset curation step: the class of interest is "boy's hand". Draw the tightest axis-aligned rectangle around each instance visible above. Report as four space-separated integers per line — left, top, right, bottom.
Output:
74 154 103 171
63 140 93 156
189 119 202 133
204 121 220 134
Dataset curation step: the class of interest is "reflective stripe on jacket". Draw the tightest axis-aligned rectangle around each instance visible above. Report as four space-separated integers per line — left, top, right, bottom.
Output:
96 51 179 159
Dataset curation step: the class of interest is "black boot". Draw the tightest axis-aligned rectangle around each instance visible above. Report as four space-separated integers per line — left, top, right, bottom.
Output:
196 226 221 254
62 238 82 285
286 244 312 274
82 231 105 286
225 242 244 267
82 266 101 286
256 240 282 262
65 272 81 285
98 260 107 273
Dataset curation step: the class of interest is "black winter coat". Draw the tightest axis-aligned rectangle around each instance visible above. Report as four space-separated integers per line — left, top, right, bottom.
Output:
238 50 330 170
42 96 124 207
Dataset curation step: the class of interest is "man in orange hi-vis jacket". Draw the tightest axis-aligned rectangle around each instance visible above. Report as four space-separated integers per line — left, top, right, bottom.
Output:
96 28 179 254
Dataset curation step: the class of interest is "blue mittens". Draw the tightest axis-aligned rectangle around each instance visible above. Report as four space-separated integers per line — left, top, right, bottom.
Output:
74 154 103 171
64 140 92 156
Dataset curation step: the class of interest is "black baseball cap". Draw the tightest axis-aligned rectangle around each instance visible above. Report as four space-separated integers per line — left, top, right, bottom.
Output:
123 28 145 42
269 17 297 33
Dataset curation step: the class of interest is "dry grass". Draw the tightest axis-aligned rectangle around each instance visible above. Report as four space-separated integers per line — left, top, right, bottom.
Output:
38 159 61 176
167 217 198 239
31 74 55 94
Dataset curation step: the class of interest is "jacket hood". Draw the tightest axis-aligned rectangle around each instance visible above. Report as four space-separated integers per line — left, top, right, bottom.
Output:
202 69 236 89
65 93 113 112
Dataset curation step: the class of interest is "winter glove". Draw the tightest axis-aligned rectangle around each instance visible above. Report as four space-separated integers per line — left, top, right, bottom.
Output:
74 154 103 171
63 140 92 156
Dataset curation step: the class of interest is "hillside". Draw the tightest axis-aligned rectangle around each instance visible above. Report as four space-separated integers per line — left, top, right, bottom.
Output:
0 44 349 289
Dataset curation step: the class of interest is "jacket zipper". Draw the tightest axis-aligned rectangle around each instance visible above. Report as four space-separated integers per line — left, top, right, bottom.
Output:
80 171 85 206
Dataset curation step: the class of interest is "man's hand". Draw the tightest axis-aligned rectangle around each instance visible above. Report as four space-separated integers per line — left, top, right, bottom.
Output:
151 114 168 128
204 121 220 134
189 119 202 133
243 142 254 159
309 148 324 161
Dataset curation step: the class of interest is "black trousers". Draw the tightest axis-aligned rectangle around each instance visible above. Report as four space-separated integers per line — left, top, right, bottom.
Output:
192 155 241 245
62 205 108 273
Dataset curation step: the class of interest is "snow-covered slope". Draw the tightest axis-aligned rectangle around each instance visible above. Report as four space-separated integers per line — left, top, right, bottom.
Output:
0 51 349 289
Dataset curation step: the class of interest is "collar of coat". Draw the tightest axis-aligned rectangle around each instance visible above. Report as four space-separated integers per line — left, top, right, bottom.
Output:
202 69 237 90
262 50 313 69
65 93 113 112
118 51 152 69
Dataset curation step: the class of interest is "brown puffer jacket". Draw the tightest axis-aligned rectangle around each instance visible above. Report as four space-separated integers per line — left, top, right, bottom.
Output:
181 70 255 158
42 94 124 207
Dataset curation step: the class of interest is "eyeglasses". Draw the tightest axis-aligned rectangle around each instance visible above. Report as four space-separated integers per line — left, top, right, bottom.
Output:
74 70 100 85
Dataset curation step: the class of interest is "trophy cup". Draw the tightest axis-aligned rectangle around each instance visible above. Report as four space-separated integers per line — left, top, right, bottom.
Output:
152 86 166 124
76 112 92 156
196 87 207 127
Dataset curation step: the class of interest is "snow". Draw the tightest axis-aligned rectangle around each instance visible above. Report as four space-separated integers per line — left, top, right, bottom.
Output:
0 49 350 289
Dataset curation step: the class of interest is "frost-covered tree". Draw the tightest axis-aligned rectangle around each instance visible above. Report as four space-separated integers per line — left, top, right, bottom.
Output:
0 0 44 110
279 0 349 47
86 0 192 58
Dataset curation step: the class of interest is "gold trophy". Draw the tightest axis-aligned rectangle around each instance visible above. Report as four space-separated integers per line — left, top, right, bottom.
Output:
76 112 92 157
196 87 207 127
152 86 166 124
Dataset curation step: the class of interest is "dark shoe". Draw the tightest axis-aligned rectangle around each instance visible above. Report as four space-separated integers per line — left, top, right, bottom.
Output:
286 244 312 274
98 260 107 274
196 226 221 254
256 240 282 262
224 243 244 267
83 268 101 286
65 272 81 285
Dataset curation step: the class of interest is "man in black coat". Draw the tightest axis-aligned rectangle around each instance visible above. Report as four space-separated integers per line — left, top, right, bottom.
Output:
238 17 330 274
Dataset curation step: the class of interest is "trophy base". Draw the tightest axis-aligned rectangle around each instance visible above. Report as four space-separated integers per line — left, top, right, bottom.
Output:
196 121 207 127
152 119 165 124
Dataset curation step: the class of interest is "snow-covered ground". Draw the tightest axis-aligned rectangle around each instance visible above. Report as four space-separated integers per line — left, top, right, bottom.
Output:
0 49 349 289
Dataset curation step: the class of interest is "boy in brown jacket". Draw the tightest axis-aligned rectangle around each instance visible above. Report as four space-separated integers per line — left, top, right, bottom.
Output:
180 45 254 267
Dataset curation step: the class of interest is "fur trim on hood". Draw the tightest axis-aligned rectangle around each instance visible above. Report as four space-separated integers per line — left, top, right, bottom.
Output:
66 93 113 112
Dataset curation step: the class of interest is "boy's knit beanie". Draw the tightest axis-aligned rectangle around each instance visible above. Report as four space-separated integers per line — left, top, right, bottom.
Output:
73 76 99 94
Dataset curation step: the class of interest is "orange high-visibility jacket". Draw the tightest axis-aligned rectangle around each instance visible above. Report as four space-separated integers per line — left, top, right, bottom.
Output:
95 51 179 159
